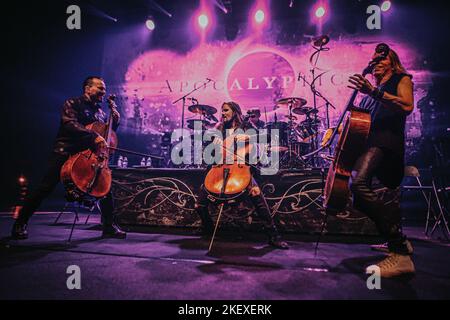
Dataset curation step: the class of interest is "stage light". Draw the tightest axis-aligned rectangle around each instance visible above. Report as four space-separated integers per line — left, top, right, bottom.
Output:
198 14 209 29
213 0 228 14
255 9 265 23
146 19 155 30
381 1 391 12
315 6 325 18
18 175 27 185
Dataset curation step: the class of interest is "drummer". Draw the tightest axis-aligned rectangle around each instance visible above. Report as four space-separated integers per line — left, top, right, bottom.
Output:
247 108 265 130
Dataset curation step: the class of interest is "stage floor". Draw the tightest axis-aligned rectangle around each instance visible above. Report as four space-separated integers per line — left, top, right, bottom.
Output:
1 212 449 300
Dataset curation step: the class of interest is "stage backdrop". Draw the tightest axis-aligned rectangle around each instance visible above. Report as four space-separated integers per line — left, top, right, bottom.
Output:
101 17 430 235
101 26 431 162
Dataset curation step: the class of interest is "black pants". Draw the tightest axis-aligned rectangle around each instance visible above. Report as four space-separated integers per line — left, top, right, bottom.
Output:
17 152 115 226
350 147 409 254
195 178 281 240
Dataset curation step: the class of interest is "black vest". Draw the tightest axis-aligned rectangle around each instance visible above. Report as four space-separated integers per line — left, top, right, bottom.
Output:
359 73 410 155
358 73 412 188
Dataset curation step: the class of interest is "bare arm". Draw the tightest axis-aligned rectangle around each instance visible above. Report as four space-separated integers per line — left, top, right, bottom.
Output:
377 76 414 115
349 74 414 115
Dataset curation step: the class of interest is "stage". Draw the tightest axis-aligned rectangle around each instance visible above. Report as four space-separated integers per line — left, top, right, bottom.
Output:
3 0 450 303
1 212 449 299
112 168 386 235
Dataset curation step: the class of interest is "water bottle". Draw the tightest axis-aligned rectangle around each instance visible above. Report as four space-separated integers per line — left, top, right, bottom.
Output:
123 156 128 168
140 157 146 166
118 155 123 168
146 157 152 167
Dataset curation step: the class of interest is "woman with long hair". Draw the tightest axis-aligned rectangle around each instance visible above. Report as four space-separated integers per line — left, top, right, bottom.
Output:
195 101 289 249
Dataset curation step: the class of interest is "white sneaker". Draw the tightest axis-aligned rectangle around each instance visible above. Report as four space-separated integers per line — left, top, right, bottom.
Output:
370 240 414 255
367 253 415 278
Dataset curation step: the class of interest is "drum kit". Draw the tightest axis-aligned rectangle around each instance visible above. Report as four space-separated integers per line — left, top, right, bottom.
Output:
186 104 218 130
266 97 323 168
176 96 324 169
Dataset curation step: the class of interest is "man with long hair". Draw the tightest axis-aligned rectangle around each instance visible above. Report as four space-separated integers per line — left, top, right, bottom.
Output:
195 101 289 249
348 44 415 277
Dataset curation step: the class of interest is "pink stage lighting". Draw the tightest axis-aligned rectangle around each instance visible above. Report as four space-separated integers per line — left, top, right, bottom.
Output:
255 9 265 24
249 0 270 32
381 1 392 12
315 6 326 18
310 1 329 36
145 19 155 31
198 14 209 29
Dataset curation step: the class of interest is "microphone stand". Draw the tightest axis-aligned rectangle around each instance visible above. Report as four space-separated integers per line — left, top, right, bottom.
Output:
298 73 337 127
172 78 213 135
172 79 213 168
298 45 337 166
308 42 330 167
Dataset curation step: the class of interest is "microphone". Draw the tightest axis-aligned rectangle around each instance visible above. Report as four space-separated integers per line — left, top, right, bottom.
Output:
107 94 117 109
313 35 330 47
363 43 390 75
375 43 390 57
206 78 214 82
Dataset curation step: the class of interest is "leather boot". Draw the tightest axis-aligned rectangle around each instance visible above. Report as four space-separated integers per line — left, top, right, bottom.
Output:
251 195 289 250
11 221 28 240
195 205 214 236
102 223 126 239
266 223 289 250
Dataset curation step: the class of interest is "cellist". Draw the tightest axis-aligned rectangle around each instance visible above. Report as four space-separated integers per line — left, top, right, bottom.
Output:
12 76 126 239
347 45 415 277
194 101 289 249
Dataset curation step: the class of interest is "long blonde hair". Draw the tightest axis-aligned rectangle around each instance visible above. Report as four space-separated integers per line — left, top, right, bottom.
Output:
217 101 244 133
388 48 409 75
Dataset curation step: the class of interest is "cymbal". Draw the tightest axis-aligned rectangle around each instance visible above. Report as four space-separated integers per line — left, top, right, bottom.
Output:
205 113 219 123
276 97 307 109
186 119 213 130
292 106 315 115
188 104 217 115
306 108 319 114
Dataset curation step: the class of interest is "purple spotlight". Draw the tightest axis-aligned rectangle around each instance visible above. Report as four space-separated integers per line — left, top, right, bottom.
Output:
198 14 209 29
315 6 325 18
145 19 155 31
255 9 265 23
381 1 391 12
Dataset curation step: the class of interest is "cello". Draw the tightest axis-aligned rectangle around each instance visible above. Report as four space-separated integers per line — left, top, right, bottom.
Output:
60 95 118 201
203 130 254 251
323 44 390 214
204 132 253 202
